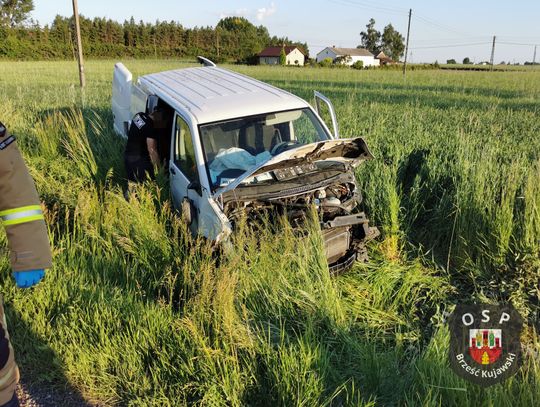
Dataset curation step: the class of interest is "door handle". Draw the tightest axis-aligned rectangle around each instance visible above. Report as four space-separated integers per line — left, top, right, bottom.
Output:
170 167 176 175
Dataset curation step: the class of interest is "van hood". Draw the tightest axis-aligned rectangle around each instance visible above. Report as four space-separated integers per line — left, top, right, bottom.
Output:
213 137 373 197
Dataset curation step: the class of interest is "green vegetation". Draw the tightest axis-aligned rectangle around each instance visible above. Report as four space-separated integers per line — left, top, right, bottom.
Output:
0 60 539 406
0 12 308 62
359 18 405 60
279 47 286 66
352 60 364 70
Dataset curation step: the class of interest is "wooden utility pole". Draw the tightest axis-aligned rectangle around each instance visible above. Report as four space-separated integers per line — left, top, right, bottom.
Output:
489 35 496 71
216 27 220 59
402 8 412 76
72 0 85 88
534 45 537 64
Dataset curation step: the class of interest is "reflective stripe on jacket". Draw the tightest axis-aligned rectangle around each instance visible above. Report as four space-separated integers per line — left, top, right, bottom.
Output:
0 125 52 271
0 205 44 226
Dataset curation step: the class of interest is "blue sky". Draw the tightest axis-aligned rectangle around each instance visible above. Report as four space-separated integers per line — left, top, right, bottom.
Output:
32 1 540 63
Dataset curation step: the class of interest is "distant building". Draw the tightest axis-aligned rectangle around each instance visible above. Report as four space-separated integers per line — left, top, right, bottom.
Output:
258 46 305 66
374 51 395 65
316 47 379 67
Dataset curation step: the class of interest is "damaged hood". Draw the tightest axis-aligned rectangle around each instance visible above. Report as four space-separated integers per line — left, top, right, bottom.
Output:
214 137 373 197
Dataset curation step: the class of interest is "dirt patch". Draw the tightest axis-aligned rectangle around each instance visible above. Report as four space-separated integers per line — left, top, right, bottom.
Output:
16 381 99 407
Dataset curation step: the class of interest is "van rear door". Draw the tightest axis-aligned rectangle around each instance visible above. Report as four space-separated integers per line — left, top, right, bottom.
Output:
112 63 133 137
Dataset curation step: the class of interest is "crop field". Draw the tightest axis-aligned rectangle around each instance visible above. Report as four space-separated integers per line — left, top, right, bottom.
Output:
0 60 539 406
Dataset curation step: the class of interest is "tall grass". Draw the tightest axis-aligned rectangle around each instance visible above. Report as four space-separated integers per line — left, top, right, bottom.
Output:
0 60 538 405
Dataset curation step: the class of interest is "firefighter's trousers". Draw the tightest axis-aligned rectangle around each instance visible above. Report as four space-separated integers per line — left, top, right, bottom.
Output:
0 295 18 406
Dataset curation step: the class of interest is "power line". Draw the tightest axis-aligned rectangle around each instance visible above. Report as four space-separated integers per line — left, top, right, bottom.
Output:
498 41 539 46
413 36 491 44
413 14 472 37
409 42 491 50
498 35 540 40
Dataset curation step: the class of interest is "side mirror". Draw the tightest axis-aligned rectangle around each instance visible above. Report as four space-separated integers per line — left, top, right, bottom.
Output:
181 197 194 225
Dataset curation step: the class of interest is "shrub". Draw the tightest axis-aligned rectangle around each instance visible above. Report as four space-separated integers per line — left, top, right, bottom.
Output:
318 57 333 68
352 60 364 70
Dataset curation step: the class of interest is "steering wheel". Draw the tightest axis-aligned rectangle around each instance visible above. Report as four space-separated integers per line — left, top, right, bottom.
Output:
270 140 301 156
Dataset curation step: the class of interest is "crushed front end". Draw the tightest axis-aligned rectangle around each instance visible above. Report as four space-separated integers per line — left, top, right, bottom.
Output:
219 158 379 273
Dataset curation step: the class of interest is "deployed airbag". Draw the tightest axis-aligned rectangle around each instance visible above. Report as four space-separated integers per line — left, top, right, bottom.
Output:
209 148 271 185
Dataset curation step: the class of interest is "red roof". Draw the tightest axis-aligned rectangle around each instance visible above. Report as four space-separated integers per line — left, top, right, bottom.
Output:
258 46 303 57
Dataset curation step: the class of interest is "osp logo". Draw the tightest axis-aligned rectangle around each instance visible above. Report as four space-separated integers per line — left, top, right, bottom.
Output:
448 304 523 387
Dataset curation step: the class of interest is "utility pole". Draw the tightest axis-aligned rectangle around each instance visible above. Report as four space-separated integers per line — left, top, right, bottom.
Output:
489 35 496 71
534 45 537 64
72 0 85 88
402 8 412 76
216 28 220 59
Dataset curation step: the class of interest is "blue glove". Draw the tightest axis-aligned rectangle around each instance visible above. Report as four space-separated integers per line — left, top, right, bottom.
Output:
12 269 45 288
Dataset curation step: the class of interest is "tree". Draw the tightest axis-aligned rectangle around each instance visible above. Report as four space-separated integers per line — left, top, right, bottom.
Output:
216 16 268 63
447 59 457 64
279 47 286 65
0 0 33 27
334 55 352 65
359 18 380 53
463 57 471 64
381 24 404 61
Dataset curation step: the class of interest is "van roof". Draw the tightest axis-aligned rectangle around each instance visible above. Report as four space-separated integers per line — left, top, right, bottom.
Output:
138 66 309 124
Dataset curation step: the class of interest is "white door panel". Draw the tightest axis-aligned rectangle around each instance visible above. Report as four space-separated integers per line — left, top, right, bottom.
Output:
169 112 229 240
112 63 133 137
314 91 339 139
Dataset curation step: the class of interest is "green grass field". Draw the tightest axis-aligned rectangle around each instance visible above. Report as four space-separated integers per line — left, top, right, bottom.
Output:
0 60 539 406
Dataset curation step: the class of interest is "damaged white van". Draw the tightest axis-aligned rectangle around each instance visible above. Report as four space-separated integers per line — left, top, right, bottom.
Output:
112 57 378 272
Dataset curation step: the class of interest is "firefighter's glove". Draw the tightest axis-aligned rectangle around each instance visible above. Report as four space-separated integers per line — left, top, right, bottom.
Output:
12 269 45 288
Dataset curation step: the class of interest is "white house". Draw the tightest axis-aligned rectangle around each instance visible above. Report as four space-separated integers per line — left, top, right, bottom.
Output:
316 47 379 67
258 46 305 66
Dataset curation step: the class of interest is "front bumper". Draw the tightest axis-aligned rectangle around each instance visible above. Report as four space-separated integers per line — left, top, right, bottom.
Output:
322 212 379 274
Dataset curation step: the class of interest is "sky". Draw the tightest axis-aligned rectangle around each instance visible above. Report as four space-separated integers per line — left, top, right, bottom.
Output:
31 1 540 64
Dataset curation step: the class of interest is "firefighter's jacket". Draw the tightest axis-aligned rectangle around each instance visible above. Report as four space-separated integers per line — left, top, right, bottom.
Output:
0 122 52 272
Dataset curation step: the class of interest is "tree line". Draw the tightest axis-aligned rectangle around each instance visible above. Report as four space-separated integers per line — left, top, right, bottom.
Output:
0 9 308 62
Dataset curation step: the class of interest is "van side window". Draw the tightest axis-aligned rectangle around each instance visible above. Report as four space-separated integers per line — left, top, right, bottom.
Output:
174 115 198 181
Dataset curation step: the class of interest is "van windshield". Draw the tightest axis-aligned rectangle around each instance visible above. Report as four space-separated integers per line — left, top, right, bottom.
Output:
199 108 329 189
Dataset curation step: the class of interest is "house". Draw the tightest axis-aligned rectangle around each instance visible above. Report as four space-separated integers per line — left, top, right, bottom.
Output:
258 46 305 66
316 47 379 67
374 51 394 65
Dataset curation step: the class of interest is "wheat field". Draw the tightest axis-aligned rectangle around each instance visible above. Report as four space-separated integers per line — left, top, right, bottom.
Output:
0 60 539 406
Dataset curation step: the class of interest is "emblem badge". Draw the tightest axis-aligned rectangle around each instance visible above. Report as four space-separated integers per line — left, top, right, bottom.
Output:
448 304 522 387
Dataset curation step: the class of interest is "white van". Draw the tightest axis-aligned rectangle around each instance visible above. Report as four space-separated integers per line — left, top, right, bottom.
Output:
112 57 378 272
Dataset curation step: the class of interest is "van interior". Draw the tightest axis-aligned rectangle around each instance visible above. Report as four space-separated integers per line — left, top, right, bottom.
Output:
146 96 175 167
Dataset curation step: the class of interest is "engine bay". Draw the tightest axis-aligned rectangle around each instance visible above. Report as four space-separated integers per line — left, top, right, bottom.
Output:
222 175 378 272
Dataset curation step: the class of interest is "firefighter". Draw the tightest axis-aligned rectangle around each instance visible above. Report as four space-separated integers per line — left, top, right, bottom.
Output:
0 121 52 407
124 108 170 183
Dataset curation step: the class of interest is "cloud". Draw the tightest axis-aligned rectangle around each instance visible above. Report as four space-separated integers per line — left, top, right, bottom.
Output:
256 2 277 21
219 8 249 19
218 3 277 22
